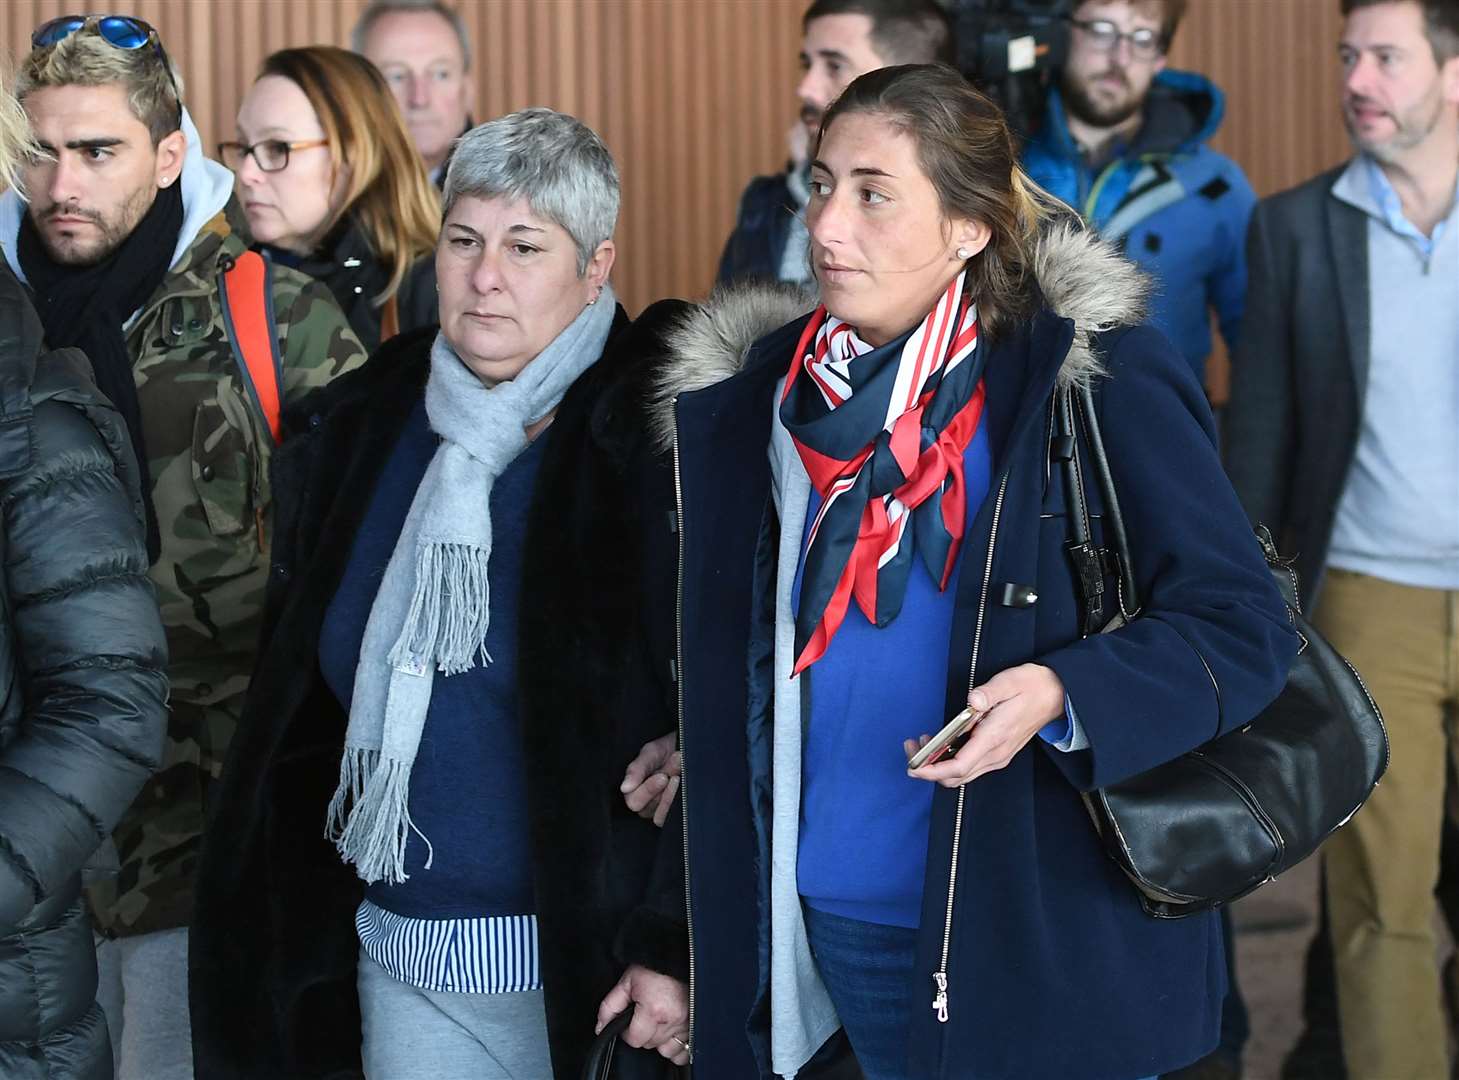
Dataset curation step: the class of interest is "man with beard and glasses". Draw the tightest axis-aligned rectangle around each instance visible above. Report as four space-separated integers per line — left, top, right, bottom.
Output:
714 0 953 287
1225 2 1459 1078
1023 0 1254 391
1028 11 1258 1076
1 17 366 1079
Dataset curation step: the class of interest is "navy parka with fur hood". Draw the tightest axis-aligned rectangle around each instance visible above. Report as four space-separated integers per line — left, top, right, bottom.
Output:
656 227 1296 1079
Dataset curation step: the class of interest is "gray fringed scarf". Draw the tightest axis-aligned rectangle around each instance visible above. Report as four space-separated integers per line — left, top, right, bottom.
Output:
327 286 617 884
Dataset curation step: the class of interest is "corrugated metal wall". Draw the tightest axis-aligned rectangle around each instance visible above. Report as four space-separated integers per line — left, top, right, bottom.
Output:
3 0 1351 317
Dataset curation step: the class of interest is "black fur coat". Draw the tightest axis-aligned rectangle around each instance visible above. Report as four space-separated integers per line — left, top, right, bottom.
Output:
189 305 689 1079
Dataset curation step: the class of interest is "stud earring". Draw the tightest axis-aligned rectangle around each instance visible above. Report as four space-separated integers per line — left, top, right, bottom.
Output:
160 176 173 187
956 246 970 260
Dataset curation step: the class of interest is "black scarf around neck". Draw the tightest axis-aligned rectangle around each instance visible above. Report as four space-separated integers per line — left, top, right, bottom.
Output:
18 181 185 563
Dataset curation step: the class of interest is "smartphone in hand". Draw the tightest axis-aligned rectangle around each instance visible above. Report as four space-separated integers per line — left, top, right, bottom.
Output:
907 705 984 770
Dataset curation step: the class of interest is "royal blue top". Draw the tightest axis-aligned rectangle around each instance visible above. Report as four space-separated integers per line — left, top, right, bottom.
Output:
795 421 993 928
319 400 544 920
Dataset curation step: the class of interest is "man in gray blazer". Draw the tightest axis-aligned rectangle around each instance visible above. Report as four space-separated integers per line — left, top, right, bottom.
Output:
1224 1 1459 1076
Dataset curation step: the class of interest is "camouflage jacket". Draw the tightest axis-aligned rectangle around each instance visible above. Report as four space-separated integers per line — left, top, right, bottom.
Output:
92 209 367 936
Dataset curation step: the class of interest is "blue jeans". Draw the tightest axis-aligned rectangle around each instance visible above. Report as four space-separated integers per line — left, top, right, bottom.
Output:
803 905 917 1080
802 904 1158 1080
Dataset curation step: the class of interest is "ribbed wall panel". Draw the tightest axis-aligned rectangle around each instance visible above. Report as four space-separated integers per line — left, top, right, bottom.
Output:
1165 0 1350 401
1169 0 1350 199
3 0 1351 317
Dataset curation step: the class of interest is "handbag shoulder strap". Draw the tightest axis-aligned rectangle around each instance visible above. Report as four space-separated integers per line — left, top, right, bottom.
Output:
1052 381 1141 633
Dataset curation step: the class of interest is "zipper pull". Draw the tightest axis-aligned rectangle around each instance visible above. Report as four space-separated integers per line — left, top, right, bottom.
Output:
932 971 949 1023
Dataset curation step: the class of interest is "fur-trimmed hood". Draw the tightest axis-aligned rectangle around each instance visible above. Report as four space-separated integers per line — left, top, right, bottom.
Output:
650 223 1149 451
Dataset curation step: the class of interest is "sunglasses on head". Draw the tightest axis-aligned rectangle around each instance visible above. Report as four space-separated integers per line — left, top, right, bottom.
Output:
31 14 183 126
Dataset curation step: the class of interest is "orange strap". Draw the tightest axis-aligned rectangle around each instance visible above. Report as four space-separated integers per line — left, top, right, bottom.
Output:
380 294 400 343
219 250 283 444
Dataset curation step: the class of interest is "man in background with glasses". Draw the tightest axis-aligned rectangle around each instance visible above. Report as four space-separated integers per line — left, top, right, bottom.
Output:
1023 0 1255 397
1026 8 1257 1079
0 16 366 1079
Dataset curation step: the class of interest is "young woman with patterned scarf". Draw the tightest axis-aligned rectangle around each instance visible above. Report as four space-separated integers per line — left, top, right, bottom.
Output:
642 64 1300 1080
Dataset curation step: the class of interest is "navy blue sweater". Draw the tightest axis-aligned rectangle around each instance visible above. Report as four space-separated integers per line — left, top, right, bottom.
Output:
319 400 544 919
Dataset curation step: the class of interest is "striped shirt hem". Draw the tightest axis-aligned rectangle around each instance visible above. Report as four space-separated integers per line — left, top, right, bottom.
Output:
355 900 541 994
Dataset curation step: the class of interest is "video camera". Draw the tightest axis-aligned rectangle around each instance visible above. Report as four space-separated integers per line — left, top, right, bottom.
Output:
949 0 1075 139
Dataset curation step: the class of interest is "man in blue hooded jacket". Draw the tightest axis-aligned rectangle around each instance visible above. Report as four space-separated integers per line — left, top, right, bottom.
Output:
1024 0 1254 390
1029 9 1256 1077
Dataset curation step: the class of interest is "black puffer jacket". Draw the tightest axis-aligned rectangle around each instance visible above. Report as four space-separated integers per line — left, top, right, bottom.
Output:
0 265 169 1079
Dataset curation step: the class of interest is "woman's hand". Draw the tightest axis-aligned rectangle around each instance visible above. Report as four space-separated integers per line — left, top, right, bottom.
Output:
620 732 680 827
905 664 1067 788
595 964 691 1065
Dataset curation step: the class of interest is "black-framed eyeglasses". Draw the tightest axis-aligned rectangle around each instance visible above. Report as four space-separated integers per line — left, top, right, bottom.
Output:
32 15 183 125
216 139 330 173
1066 17 1165 61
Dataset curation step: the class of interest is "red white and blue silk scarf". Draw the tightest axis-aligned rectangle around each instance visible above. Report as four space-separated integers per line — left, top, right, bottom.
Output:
779 271 987 674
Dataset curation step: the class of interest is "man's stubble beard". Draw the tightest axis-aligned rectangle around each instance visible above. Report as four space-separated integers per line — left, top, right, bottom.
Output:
1060 66 1144 130
31 182 156 267
1346 88 1448 164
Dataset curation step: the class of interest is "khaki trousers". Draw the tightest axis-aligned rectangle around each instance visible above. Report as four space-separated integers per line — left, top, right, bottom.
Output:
1318 568 1459 1080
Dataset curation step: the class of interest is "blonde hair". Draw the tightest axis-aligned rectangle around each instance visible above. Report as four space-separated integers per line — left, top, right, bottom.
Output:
257 47 441 306
819 64 1074 339
16 28 182 144
0 63 39 195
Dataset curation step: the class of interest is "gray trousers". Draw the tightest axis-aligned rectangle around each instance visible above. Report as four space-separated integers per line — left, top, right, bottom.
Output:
94 926 194 1080
358 949 554 1079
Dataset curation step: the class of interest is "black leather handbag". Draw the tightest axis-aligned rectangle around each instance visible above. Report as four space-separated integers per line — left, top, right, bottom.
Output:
582 1005 635 1080
1052 381 1389 918
581 1005 691 1080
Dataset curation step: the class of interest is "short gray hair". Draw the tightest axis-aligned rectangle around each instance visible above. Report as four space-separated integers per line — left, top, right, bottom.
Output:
443 108 619 276
351 0 472 72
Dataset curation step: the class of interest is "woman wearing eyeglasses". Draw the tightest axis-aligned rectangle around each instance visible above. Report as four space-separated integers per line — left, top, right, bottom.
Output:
224 47 440 353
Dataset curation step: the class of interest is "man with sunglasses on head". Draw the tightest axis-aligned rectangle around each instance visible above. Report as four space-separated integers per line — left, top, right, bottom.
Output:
1 15 366 1079
1024 0 1254 397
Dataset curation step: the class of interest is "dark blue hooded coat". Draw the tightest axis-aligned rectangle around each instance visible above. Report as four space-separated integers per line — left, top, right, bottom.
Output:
655 227 1297 1079
1023 70 1256 386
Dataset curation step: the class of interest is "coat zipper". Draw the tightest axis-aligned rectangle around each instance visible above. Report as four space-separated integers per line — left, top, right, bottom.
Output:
932 470 1010 1025
671 427 696 1058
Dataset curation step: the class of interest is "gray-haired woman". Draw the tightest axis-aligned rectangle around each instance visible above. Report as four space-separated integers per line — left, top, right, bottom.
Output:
190 108 691 1079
